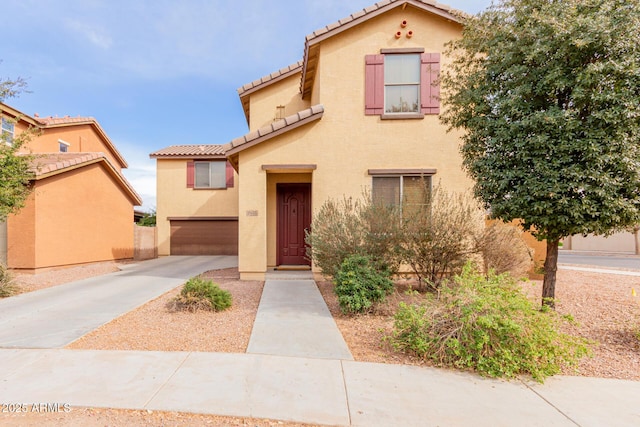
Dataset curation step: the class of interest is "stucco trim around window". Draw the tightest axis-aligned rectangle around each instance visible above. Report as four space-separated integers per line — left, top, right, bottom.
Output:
368 168 437 176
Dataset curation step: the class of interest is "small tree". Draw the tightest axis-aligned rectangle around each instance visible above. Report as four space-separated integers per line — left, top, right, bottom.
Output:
0 72 35 222
441 0 640 307
137 209 156 227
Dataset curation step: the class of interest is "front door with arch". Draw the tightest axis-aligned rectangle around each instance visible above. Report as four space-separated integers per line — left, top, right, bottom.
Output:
276 183 311 266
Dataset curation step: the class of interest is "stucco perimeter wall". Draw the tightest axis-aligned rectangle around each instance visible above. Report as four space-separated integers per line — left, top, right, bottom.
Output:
237 7 472 279
563 232 637 254
155 159 239 256
7 163 135 270
248 73 311 131
0 221 6 265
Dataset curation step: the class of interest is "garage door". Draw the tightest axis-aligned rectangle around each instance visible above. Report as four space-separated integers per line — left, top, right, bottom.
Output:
170 219 238 255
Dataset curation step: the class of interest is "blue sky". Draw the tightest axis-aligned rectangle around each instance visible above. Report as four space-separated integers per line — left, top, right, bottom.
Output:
2 0 492 211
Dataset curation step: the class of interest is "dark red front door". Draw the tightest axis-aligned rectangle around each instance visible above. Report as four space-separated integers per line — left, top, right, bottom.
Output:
277 183 311 266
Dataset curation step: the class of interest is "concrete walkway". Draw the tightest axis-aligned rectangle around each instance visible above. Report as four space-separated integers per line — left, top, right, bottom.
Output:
247 272 353 360
0 256 237 348
0 348 638 426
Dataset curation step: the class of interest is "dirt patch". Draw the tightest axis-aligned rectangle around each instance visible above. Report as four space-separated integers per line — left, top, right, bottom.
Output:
68 268 263 353
0 407 325 427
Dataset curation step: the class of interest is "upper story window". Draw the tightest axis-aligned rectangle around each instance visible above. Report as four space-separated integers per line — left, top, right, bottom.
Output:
186 160 234 190
195 161 226 189
59 140 70 152
365 50 440 118
1 117 15 144
384 54 420 114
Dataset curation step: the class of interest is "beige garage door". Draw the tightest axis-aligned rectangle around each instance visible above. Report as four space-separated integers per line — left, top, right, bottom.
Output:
170 219 238 255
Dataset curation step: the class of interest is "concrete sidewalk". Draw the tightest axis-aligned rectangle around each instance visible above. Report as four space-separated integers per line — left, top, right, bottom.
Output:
247 274 353 360
0 256 237 348
0 348 638 426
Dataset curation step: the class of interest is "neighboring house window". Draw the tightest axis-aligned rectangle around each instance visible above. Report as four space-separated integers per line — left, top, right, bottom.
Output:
1 117 14 144
365 50 440 117
372 175 431 217
186 160 234 189
59 140 70 152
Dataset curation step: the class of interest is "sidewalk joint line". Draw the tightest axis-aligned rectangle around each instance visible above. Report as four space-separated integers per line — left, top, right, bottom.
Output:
520 380 581 427
142 351 193 408
340 360 353 426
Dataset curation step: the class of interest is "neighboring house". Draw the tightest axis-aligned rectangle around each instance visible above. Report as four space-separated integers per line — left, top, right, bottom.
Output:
0 102 142 271
152 0 474 280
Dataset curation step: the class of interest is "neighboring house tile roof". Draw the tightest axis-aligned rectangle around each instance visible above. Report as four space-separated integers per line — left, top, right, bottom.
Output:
226 104 324 156
236 61 304 126
149 144 227 159
301 0 464 98
29 152 142 205
33 115 129 169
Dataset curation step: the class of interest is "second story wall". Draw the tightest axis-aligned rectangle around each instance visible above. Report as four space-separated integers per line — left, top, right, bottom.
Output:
248 73 310 132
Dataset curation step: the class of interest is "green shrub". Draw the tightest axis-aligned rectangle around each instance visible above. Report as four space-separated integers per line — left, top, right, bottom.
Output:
306 192 402 278
0 264 17 298
334 254 394 314
390 264 590 382
169 277 232 312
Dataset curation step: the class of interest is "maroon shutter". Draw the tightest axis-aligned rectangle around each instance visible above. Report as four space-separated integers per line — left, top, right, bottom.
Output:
186 161 194 188
421 53 440 114
365 54 385 115
225 161 234 188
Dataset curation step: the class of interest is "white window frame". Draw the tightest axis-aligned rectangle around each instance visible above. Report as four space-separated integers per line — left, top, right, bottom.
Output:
384 53 421 115
58 139 70 153
194 161 226 189
1 117 15 145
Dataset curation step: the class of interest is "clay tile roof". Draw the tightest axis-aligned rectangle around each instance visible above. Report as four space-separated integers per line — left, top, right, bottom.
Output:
35 116 96 126
149 144 227 159
300 0 465 98
226 104 324 156
28 152 142 205
237 61 304 97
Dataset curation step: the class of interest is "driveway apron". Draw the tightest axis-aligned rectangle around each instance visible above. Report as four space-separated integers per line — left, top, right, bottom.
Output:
0 256 237 348
247 271 353 360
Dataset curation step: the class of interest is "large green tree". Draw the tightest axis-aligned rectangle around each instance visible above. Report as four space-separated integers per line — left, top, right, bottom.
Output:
441 0 640 307
0 75 35 222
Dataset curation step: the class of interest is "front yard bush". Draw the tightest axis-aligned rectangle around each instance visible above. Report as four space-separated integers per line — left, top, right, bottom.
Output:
334 254 394 314
400 185 484 290
0 264 17 298
169 277 232 312
390 264 590 382
306 192 402 278
475 221 533 279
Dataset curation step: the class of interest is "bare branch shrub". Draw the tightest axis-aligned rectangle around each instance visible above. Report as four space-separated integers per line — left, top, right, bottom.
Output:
400 184 484 290
306 191 402 278
476 221 533 278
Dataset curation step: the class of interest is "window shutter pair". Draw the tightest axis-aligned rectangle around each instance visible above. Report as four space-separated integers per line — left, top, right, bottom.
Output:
364 53 440 115
186 161 234 188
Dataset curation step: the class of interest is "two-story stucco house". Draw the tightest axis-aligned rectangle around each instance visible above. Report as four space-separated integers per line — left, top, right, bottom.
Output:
152 0 473 280
1 102 142 271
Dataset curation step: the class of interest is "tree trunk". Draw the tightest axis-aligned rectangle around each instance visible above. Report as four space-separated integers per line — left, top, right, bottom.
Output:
542 239 560 309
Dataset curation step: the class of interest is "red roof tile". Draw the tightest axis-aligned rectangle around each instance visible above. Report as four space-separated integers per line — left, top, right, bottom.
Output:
226 105 324 156
149 144 227 159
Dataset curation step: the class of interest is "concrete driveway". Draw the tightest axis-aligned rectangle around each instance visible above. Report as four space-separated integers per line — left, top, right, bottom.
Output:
0 256 237 349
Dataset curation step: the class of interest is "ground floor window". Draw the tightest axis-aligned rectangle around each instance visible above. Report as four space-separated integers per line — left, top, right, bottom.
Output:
372 175 431 217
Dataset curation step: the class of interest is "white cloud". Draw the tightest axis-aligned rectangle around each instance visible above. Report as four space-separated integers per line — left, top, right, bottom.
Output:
65 20 113 50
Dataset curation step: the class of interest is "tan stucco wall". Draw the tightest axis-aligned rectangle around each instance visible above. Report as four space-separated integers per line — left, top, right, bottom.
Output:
236 7 471 279
563 232 636 254
155 159 239 255
248 74 311 131
7 163 135 270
